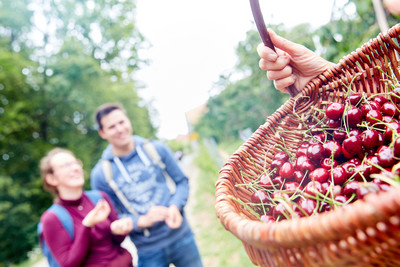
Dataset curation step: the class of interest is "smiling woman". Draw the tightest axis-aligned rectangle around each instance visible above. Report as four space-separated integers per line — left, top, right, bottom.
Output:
38 148 134 267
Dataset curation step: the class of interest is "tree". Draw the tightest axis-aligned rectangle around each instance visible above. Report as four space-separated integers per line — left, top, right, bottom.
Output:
195 24 316 141
0 0 155 264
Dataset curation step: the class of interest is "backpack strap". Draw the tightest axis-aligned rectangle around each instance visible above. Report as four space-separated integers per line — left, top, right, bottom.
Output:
142 140 176 195
49 204 74 239
85 190 103 205
38 204 73 267
100 159 150 237
38 191 105 267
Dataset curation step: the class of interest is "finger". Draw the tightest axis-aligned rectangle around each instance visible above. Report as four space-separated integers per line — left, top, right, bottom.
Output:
266 65 293 81
262 56 290 71
274 76 295 92
257 43 277 61
267 29 303 56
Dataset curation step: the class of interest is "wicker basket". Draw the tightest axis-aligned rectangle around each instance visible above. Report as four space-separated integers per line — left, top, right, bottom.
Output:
215 23 400 267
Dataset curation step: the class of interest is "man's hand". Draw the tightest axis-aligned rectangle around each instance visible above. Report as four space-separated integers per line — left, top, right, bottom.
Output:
137 206 168 229
110 217 134 235
165 205 182 229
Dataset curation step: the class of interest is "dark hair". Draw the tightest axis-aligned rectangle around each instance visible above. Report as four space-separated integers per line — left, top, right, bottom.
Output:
95 103 127 130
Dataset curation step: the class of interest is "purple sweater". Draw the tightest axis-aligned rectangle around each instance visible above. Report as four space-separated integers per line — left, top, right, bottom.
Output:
40 191 127 267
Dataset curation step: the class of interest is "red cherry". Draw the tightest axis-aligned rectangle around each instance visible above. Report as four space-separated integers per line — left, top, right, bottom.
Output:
346 94 363 106
361 129 380 149
319 202 331 212
308 123 322 135
251 189 269 203
377 146 396 167
296 146 308 157
293 170 306 183
332 185 344 197
304 180 323 197
259 175 275 189
320 158 338 170
284 181 302 196
321 182 331 195
343 181 360 199
273 203 288 219
345 106 363 127
361 101 381 117
348 157 362 165
352 164 371 181
334 195 349 204
373 95 387 106
309 133 326 144
280 162 295 179
342 162 356 178
333 130 346 143
349 129 361 137
341 145 354 159
366 109 383 125
327 119 341 129
381 102 400 117
382 115 396 123
365 156 380 174
384 122 400 142
273 151 289 162
326 102 345 120
271 159 285 172
272 190 289 200
307 143 325 163
323 140 342 159
393 137 400 157
298 198 317 216
330 166 347 185
273 176 285 187
389 87 400 104
309 168 329 183
342 135 363 155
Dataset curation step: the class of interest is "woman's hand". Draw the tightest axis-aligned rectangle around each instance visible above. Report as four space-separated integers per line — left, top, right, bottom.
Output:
110 217 134 235
82 199 111 227
257 29 335 93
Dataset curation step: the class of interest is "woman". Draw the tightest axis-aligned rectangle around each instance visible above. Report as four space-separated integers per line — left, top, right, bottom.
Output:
39 148 134 267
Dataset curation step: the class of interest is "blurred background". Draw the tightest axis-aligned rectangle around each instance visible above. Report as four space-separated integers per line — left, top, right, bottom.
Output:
0 0 399 266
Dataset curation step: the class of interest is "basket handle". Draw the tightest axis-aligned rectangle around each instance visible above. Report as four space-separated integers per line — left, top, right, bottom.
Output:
249 0 299 97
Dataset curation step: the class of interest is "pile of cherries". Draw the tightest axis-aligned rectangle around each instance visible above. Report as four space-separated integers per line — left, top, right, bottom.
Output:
249 88 400 223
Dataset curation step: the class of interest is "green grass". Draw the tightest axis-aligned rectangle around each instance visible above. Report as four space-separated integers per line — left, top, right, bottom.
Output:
218 138 245 155
191 142 254 267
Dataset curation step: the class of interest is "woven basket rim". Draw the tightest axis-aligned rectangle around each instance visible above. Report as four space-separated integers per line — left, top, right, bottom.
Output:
215 23 400 253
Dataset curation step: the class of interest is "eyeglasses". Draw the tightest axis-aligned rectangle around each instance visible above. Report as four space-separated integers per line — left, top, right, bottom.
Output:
52 160 83 172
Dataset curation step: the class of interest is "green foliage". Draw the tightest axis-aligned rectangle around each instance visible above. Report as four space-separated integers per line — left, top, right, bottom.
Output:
195 0 400 143
0 0 155 264
195 29 289 142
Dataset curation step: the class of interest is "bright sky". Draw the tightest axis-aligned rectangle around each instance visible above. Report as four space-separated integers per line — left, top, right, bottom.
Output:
135 0 335 140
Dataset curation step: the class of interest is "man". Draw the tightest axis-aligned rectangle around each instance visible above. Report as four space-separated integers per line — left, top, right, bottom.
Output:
90 102 203 267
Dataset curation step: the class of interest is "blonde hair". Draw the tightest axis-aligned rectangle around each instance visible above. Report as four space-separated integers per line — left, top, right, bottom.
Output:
40 147 75 195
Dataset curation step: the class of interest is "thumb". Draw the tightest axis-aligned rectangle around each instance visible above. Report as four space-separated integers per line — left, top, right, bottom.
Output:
268 29 305 56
